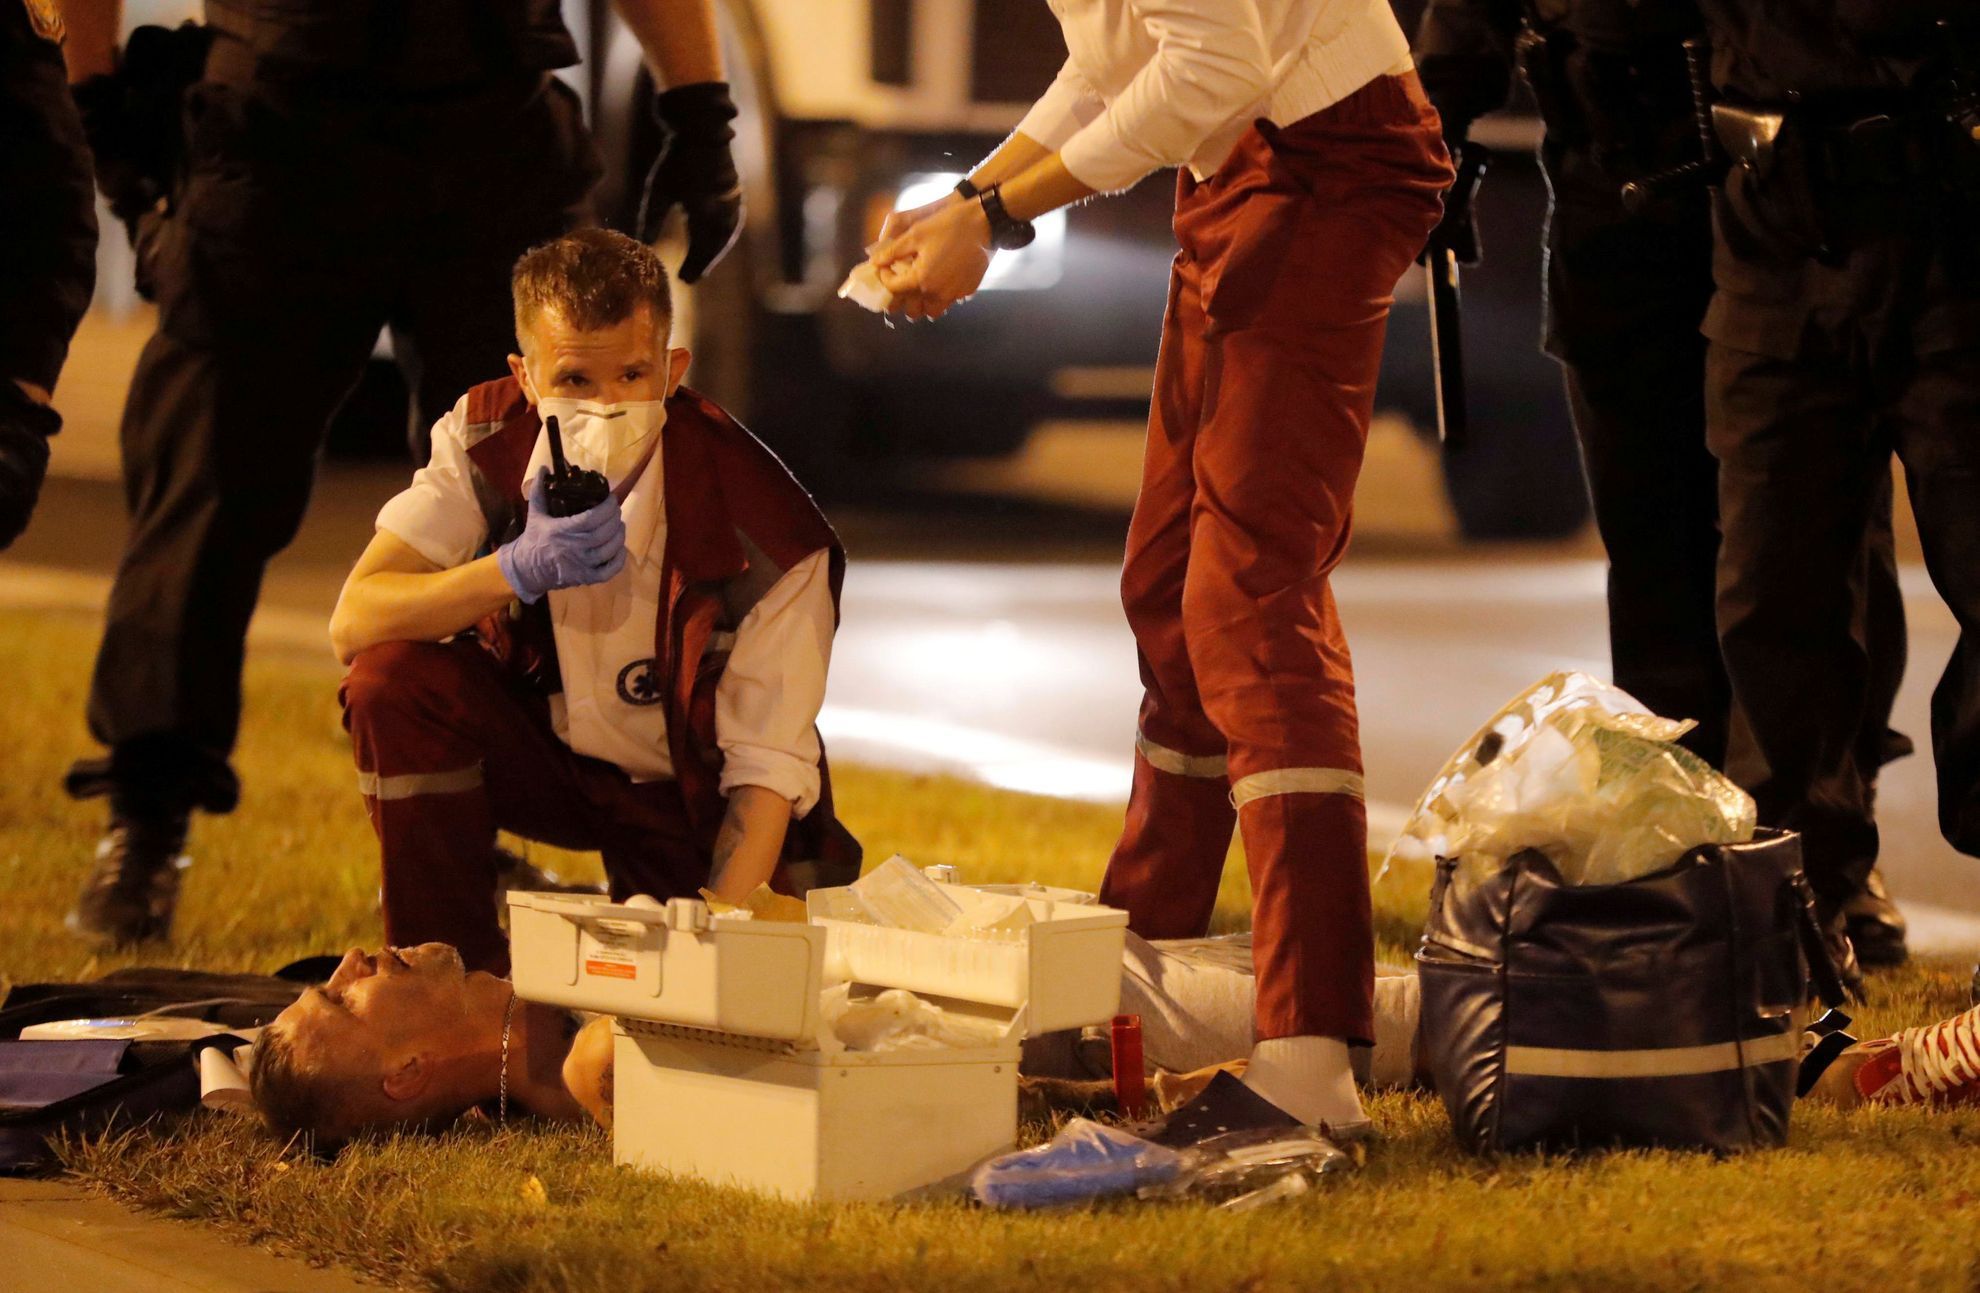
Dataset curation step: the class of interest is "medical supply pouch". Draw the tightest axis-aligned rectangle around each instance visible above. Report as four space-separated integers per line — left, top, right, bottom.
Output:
1416 829 1840 1155
0 965 314 1173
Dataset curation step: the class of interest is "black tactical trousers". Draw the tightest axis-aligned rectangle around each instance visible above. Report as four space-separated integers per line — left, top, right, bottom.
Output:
1706 198 1980 905
74 74 598 812
1542 138 1732 763
1542 138 1908 777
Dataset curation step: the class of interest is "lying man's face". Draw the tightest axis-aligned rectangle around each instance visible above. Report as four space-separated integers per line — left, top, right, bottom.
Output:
287 943 482 1052
253 943 511 1144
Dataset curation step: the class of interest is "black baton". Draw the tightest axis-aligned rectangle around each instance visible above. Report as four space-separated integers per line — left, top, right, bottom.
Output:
1426 142 1491 450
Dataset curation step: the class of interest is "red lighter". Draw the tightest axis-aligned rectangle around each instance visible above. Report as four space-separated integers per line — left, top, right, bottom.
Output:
1111 1013 1146 1119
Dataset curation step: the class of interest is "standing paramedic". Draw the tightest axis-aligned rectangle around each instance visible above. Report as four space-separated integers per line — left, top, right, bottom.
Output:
59 0 749 947
328 230 857 975
866 0 1452 1133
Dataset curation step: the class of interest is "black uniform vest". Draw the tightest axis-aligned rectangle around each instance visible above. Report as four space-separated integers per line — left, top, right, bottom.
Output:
1529 0 1700 50
1693 0 1931 100
203 0 578 89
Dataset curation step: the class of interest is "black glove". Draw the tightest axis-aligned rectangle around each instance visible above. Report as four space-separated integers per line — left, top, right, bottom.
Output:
1415 52 1512 154
1418 138 1488 269
71 23 211 250
72 73 167 238
0 384 61 551
638 81 744 284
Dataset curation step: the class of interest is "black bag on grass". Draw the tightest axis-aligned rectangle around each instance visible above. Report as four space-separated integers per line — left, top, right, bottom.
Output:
1416 829 1845 1155
0 963 324 1173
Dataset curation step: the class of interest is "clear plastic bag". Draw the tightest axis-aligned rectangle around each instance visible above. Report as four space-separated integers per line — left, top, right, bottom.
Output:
1382 671 1756 886
1136 1127 1351 1208
830 856 1041 942
844 855 964 933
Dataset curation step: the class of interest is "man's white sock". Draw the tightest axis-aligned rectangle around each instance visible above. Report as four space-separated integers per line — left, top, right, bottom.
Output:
1243 1035 1368 1131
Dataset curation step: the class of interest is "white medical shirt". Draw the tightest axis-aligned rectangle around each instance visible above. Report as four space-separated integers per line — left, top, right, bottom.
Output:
1016 0 1415 193
374 396 834 816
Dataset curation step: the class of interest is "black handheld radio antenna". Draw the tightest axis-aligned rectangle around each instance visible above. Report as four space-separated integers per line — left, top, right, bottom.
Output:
541 414 611 517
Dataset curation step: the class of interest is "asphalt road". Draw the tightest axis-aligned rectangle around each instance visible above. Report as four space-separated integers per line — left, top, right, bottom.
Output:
821 554 1978 946
6 464 1974 951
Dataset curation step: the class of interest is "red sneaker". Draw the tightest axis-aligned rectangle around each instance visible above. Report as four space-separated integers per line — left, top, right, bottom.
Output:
1852 1003 1980 1107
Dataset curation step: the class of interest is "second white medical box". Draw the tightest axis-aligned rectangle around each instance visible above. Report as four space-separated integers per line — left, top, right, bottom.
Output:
508 876 1128 1202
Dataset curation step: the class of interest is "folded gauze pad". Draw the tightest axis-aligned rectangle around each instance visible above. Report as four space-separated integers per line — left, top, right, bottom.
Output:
837 261 896 313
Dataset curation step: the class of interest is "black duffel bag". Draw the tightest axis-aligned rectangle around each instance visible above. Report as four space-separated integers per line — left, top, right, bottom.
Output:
1416 829 1846 1155
0 962 329 1173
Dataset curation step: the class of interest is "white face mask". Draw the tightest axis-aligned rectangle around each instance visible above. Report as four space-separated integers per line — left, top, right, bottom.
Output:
537 398 667 491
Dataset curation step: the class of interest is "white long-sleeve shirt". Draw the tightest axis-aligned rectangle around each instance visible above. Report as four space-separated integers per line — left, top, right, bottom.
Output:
374 396 834 816
1015 0 1414 194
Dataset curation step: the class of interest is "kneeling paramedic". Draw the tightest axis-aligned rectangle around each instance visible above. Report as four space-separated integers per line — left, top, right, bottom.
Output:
329 229 858 974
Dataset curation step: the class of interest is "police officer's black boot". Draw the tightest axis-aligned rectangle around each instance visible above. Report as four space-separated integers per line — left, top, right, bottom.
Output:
1818 906 1867 1005
66 804 191 947
1842 867 1909 968
0 383 58 550
64 737 234 946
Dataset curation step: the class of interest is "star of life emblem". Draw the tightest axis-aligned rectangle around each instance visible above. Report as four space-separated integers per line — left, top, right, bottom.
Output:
616 658 664 707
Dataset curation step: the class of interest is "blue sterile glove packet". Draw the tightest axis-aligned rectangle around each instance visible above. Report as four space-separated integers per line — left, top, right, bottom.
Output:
971 1119 1183 1209
497 468 627 604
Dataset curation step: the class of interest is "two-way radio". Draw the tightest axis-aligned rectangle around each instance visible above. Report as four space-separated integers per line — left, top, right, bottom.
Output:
540 414 610 518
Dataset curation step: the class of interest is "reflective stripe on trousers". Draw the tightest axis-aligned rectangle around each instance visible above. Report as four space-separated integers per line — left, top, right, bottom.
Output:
356 764 484 801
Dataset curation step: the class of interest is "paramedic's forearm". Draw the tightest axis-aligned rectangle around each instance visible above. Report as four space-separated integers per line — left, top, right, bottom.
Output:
968 131 1053 190
330 557 515 665
610 0 724 86
703 784 791 903
998 153 1097 224
893 133 1052 230
881 147 1090 265
59 0 120 82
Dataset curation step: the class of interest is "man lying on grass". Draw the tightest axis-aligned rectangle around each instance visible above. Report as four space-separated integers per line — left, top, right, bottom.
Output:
328 230 858 975
246 938 1426 1146
247 938 1980 1148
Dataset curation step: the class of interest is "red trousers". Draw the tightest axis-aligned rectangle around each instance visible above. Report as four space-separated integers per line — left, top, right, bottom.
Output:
1098 75 1451 1045
340 640 714 973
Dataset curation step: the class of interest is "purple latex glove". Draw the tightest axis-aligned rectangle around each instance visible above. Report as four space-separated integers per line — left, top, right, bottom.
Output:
496 469 627 603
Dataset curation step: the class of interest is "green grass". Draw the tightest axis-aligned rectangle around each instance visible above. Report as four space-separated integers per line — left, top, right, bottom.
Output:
6 607 1980 1292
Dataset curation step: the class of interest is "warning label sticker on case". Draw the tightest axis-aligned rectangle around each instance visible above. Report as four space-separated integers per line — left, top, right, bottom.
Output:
581 921 643 981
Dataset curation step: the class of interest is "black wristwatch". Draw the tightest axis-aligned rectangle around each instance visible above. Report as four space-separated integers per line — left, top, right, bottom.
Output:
973 181 1037 251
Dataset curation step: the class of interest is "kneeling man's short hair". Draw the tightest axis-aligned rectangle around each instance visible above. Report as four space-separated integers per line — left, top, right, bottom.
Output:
511 227 674 339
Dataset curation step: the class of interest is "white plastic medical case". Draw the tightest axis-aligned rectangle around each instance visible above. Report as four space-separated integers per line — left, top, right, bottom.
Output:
507 879 1128 1202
